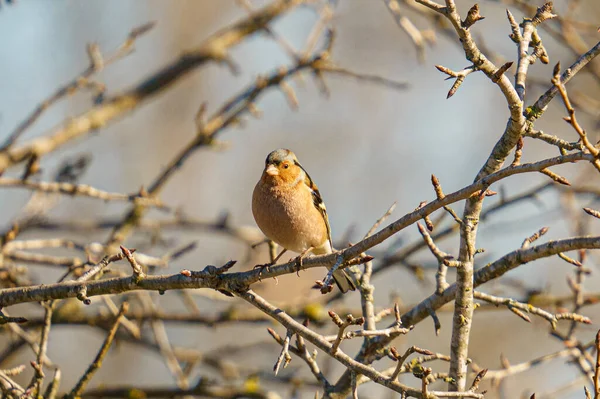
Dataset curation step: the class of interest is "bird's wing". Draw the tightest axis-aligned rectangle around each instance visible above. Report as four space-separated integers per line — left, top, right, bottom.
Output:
296 162 333 249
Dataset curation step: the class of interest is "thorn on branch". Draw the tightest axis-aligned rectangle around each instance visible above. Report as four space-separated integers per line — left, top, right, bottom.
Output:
584 207 600 219
273 329 293 375
553 61 561 78
469 187 496 200
120 246 145 282
506 10 522 43
521 227 548 248
415 201 434 231
492 61 513 83
579 249 587 265
128 21 156 41
469 368 487 392
424 215 434 231
430 174 445 200
427 306 441 336
531 30 549 65
508 305 531 323
462 4 485 29
0 310 28 325
76 252 126 283
434 65 476 98
511 136 523 166
447 79 464 99
540 168 571 186
480 188 497 199
443 205 463 225
558 252 582 267
22 153 41 180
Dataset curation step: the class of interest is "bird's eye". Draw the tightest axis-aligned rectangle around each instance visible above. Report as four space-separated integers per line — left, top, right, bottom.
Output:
282 163 289 169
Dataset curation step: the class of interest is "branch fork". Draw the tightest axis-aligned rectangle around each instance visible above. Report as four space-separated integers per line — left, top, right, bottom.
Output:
329 311 365 354
434 65 477 99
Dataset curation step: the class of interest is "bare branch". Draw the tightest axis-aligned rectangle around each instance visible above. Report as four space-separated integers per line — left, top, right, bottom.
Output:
0 178 166 208
0 0 307 174
273 329 293 375
66 302 128 398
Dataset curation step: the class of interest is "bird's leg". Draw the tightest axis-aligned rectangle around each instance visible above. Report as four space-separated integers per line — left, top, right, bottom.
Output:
254 248 288 280
250 238 270 249
271 248 288 264
293 247 314 276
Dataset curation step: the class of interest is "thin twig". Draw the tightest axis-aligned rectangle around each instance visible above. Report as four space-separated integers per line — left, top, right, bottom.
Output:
66 302 128 398
273 329 293 375
0 22 156 151
594 329 600 399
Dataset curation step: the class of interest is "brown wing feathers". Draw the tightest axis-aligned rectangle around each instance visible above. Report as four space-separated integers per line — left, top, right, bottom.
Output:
295 161 333 249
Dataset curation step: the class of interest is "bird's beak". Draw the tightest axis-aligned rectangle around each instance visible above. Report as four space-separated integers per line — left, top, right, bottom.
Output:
265 164 279 176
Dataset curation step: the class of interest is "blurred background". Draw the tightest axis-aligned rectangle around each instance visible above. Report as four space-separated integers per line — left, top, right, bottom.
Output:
1 0 600 397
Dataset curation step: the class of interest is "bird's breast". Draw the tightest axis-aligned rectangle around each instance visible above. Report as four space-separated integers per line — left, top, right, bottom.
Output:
252 182 327 253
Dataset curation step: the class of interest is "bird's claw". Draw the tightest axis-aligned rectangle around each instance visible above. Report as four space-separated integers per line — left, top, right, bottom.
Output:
295 255 304 276
253 262 273 281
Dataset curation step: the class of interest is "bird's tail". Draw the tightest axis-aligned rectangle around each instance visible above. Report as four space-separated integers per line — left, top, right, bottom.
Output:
332 269 356 293
313 243 357 293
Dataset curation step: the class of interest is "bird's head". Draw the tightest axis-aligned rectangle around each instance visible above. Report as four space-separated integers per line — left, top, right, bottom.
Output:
262 148 304 185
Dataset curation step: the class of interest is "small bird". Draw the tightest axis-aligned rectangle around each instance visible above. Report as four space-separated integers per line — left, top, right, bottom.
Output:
252 148 356 293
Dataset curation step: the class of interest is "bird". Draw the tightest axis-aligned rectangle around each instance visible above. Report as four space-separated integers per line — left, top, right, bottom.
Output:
252 148 356 293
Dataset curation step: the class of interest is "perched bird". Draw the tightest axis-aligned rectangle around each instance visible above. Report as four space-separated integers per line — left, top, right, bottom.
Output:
252 148 356 293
